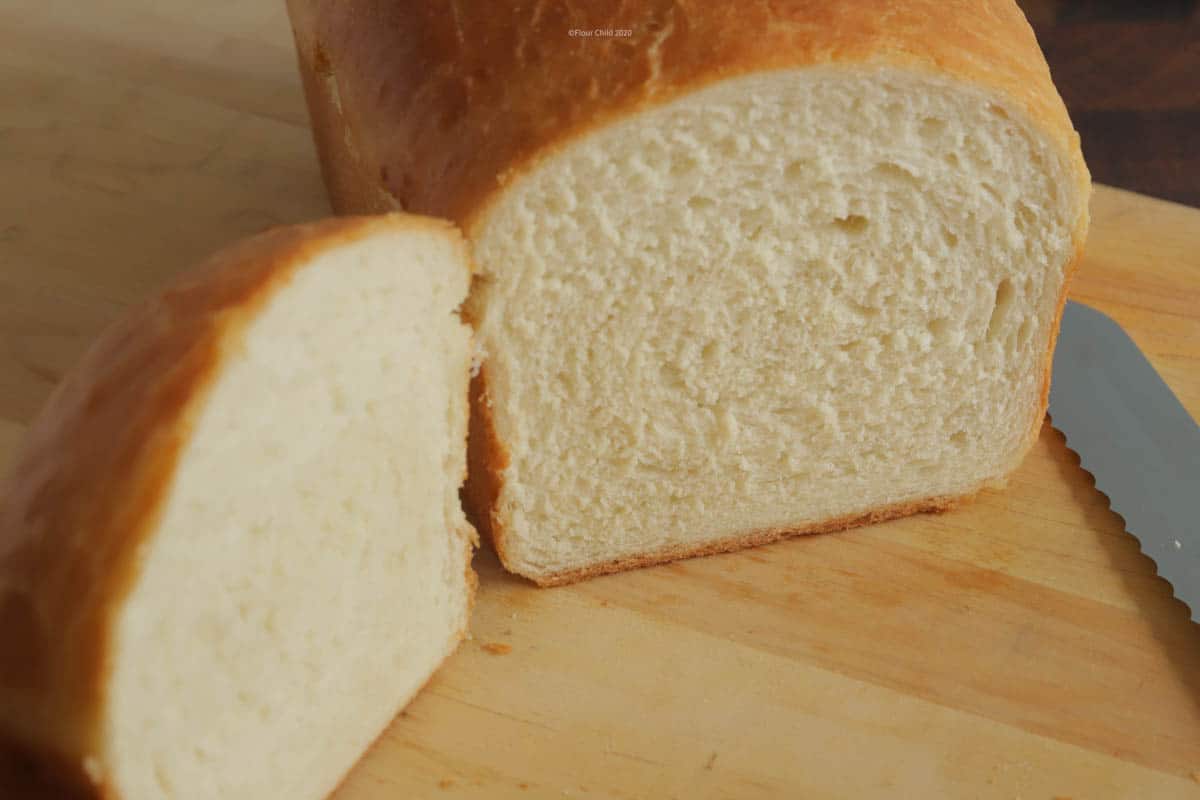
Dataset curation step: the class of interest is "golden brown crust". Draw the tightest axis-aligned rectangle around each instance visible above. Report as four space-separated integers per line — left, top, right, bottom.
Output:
1035 246 1087 430
288 0 1087 230
287 0 1091 583
0 213 470 797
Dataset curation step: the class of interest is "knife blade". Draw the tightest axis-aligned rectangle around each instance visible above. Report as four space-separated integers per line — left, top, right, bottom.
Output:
1048 301 1200 621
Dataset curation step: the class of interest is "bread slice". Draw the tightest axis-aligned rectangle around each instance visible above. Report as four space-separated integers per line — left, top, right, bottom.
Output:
0 216 477 798
288 0 1091 584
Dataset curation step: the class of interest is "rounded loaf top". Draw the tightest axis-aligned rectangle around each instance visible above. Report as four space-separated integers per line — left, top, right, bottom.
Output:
289 0 1088 234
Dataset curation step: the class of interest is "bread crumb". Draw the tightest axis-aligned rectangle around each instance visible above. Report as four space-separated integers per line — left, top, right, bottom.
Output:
439 778 456 789
704 752 718 770
519 782 530 790
481 642 512 655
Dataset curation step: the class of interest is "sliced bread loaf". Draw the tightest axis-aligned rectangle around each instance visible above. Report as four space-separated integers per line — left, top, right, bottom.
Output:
0 216 476 798
288 0 1091 584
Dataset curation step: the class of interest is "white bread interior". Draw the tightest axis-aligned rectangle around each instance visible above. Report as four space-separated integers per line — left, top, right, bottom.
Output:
468 66 1085 582
101 227 475 798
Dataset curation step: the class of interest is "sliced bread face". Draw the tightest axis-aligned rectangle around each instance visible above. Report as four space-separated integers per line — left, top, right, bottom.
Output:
0 216 476 799
467 67 1088 584
286 0 1090 585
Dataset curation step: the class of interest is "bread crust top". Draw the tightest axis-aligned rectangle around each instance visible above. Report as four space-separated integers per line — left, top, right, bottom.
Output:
288 0 1089 237
0 214 464 794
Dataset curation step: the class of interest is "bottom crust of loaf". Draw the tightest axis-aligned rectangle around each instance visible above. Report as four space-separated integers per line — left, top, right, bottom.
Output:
516 484 998 588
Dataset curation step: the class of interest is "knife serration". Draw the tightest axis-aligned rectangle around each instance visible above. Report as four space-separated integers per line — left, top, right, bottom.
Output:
1048 301 1200 622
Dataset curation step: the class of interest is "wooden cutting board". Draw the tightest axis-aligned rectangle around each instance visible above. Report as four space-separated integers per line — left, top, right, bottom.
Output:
2 1 1199 797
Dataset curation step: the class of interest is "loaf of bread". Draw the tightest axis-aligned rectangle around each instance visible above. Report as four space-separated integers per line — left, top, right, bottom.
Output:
287 0 1091 585
0 217 477 798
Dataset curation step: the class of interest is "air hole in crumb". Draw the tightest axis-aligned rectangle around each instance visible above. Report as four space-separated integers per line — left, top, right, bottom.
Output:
659 363 686 390
740 205 771 233
1015 202 1038 233
988 103 1010 119
552 370 573 393
670 154 699 177
950 431 969 447
687 195 715 212
833 214 869 233
944 152 960 168
914 460 940 476
1017 317 1033 347
986 279 1016 342
927 317 951 339
154 764 173 795
920 116 947 139
942 227 959 248
849 300 881 321
717 138 739 158
871 162 918 184
784 160 810 181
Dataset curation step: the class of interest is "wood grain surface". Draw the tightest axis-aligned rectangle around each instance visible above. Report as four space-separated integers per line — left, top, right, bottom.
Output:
1 1 1199 798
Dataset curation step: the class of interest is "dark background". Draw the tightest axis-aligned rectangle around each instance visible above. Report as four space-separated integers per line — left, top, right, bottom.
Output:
1015 0 1200 207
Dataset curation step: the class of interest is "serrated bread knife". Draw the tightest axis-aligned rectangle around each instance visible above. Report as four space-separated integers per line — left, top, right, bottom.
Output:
1048 301 1200 621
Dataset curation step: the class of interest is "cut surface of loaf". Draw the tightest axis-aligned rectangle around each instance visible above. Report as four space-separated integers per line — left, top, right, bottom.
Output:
0 216 476 798
288 0 1091 584
471 68 1085 582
